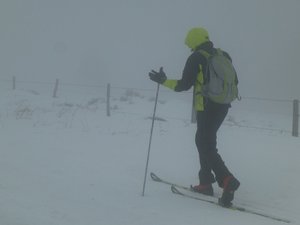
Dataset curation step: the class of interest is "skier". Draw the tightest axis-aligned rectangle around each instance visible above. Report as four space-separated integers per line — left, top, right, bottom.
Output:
148 27 240 207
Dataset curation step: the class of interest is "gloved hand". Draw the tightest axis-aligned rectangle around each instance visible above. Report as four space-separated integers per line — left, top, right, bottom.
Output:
149 67 167 84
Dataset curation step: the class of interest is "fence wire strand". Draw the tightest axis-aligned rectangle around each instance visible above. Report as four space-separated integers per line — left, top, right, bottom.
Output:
0 78 298 136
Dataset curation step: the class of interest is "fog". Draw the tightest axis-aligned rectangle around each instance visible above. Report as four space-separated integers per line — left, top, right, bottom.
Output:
1 0 300 99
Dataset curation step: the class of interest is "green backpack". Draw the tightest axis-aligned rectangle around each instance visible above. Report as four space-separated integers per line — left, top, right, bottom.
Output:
199 48 239 104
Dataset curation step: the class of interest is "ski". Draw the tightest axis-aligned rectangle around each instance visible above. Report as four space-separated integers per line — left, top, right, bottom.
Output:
150 172 220 198
171 185 291 224
150 172 192 192
150 172 290 223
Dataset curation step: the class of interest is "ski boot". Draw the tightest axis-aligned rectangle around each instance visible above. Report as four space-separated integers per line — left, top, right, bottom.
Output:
191 184 214 196
219 176 240 207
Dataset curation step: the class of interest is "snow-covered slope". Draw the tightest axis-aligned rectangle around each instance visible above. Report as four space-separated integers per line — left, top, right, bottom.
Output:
0 88 299 225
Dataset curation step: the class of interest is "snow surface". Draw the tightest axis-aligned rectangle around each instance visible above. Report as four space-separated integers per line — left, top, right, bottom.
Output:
0 87 299 225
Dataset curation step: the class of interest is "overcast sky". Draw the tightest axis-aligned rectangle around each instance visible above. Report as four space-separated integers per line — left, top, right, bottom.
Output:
1 0 300 99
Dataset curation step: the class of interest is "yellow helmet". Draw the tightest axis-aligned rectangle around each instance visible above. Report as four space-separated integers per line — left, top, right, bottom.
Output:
185 27 210 50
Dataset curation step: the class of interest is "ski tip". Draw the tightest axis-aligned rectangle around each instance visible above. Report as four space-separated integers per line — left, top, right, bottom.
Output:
150 172 161 182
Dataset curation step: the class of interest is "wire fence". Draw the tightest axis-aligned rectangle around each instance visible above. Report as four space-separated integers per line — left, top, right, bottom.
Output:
0 77 298 137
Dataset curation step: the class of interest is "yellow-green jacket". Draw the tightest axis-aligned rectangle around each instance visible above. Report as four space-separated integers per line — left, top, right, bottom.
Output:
162 41 225 111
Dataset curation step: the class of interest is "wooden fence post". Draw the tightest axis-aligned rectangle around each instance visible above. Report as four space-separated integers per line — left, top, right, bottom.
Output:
13 76 16 90
292 99 299 137
53 79 59 98
106 83 111 117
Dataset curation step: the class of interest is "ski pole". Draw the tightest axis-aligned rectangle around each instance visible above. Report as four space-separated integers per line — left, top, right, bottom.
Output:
142 83 160 196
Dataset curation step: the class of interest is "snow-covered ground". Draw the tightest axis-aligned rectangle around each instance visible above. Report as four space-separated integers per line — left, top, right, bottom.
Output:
0 86 299 225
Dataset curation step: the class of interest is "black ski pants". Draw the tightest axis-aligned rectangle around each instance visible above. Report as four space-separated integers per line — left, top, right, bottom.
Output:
195 99 232 187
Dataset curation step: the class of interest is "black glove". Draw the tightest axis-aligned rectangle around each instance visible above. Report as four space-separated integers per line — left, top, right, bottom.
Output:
149 67 167 84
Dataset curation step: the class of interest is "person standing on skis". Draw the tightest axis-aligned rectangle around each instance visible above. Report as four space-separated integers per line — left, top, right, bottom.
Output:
148 27 240 207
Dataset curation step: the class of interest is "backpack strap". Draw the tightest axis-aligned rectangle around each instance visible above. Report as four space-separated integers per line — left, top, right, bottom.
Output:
197 49 213 83
216 48 224 55
198 48 224 58
198 49 211 59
